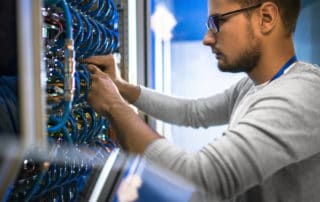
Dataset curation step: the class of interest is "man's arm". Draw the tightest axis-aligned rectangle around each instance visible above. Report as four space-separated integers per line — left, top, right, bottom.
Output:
84 54 241 128
108 99 161 153
87 65 161 153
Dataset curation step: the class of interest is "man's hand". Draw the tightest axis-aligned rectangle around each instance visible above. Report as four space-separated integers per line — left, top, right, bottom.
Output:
83 54 124 86
87 64 126 117
86 64 160 154
83 54 141 104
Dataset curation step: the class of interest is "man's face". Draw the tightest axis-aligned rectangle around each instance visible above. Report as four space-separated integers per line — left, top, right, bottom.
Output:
203 0 262 73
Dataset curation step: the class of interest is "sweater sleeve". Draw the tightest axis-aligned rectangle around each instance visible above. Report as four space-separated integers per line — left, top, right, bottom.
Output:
133 78 251 128
143 68 320 200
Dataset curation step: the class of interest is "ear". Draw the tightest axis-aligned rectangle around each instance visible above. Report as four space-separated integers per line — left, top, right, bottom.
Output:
258 2 279 34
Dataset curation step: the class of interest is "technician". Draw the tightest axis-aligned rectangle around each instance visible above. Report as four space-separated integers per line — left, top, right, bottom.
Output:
85 0 320 201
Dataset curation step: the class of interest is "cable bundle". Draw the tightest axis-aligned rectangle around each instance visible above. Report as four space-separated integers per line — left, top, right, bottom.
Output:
44 0 119 59
8 142 112 201
72 8 119 59
67 0 118 28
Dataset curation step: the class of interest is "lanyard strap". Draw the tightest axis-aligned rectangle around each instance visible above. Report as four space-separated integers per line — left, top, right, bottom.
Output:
270 55 297 82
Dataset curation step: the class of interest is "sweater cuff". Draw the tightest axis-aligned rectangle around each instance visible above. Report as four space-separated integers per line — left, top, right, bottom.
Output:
132 85 156 109
132 85 145 106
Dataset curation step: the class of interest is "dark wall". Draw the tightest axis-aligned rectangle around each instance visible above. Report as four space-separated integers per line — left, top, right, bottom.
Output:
0 1 19 135
0 0 18 75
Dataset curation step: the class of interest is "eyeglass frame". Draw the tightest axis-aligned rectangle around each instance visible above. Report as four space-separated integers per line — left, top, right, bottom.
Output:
206 3 263 33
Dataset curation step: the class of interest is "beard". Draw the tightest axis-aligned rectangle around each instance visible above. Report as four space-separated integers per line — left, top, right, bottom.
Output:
216 24 262 73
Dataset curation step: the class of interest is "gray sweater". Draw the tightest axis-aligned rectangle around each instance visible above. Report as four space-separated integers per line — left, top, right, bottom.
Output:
134 62 320 202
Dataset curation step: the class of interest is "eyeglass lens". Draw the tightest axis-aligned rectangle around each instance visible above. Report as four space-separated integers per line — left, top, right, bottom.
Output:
207 17 219 33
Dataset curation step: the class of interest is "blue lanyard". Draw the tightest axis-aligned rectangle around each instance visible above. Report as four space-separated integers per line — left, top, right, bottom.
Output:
270 55 297 82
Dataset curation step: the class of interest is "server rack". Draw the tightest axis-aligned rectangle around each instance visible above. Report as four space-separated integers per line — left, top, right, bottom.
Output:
0 0 195 201
0 0 139 201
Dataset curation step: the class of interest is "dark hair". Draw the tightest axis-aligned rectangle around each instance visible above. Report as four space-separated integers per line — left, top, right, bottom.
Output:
233 0 301 35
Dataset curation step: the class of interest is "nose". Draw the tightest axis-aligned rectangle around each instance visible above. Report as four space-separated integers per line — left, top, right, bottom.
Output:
203 30 217 46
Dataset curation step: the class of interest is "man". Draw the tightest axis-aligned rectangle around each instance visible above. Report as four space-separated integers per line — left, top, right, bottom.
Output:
85 0 320 201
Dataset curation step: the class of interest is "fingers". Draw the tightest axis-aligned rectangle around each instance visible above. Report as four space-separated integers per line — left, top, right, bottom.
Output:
81 54 109 64
87 64 103 74
81 54 114 72
88 65 112 85
87 65 106 88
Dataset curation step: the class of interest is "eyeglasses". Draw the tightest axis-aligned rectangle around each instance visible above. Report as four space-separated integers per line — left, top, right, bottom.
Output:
206 3 262 33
